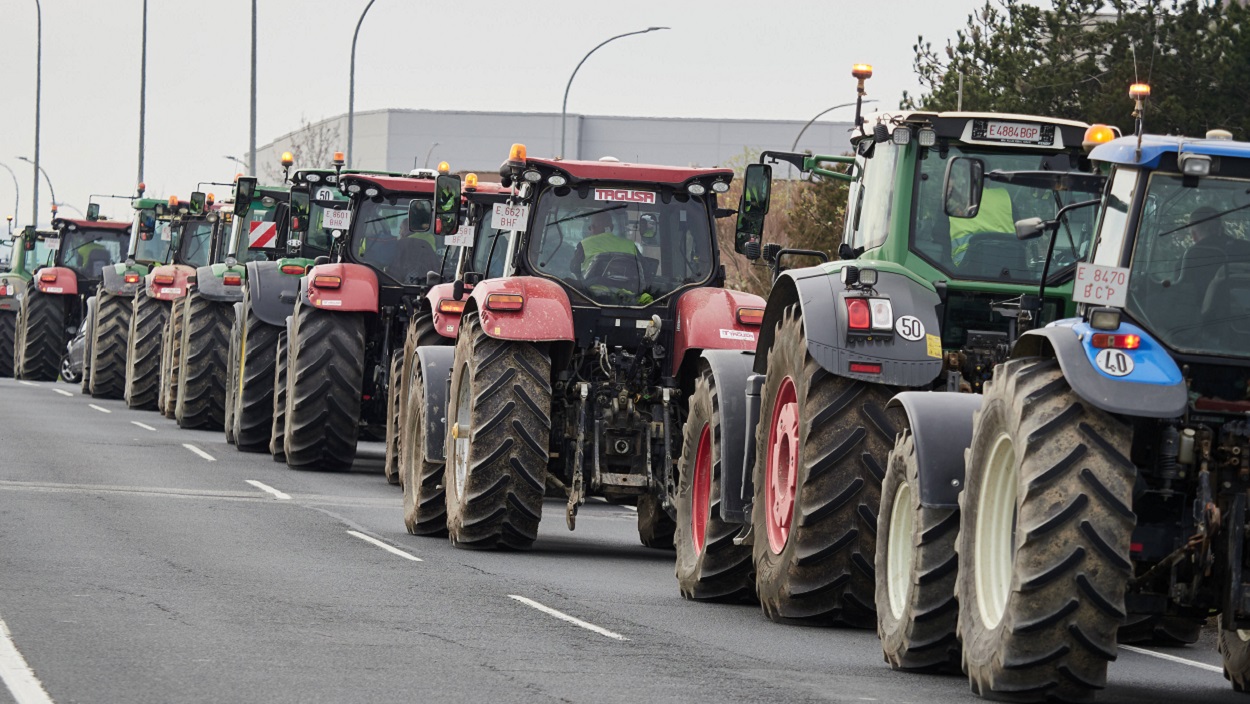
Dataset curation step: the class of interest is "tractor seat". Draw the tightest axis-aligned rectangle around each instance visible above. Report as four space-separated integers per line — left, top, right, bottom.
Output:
1201 262 1250 348
86 250 112 279
958 232 1028 280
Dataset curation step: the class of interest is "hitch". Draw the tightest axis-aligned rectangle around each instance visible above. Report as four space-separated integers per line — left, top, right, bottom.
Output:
567 382 590 530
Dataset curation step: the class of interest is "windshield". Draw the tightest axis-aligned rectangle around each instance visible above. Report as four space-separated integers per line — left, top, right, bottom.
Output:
232 203 279 262
132 209 175 264
350 195 453 285
1123 171 1250 358
178 220 214 268
469 211 509 279
24 238 55 275
306 200 346 254
526 187 714 307
58 227 128 278
912 146 1100 283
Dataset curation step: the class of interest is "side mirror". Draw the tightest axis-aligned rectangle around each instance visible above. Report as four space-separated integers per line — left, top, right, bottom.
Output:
290 191 309 233
408 200 434 234
190 191 207 215
86 203 100 221
735 163 771 258
433 174 462 236
234 177 257 215
1015 217 1047 241
943 156 985 218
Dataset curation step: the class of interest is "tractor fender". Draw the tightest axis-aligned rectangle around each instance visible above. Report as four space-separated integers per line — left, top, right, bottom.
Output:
300 262 379 313
33 267 78 296
753 265 943 388
425 283 463 339
693 350 759 525
100 264 143 297
887 391 983 509
1012 320 1187 418
466 276 575 342
246 261 302 327
145 264 195 301
192 263 246 303
415 345 456 463
0 275 28 312
671 287 766 377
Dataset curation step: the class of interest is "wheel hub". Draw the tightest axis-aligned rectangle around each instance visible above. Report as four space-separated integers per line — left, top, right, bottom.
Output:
765 377 799 554
691 422 712 555
887 480 915 619
975 431 1017 630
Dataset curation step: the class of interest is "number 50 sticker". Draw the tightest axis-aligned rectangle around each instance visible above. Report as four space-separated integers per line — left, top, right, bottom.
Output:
1095 348 1134 377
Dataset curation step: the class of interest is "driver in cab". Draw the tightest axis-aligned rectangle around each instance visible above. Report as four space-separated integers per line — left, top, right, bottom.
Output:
569 211 652 304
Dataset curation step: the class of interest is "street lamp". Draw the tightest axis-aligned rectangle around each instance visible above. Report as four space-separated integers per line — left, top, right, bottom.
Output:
29 0 42 228
249 0 258 174
0 162 19 230
790 100 878 153
18 156 56 220
138 0 148 186
560 27 668 159
346 0 378 169
422 142 440 169
224 155 249 170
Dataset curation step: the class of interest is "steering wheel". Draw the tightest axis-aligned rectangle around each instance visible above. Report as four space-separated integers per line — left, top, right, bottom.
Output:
581 252 644 291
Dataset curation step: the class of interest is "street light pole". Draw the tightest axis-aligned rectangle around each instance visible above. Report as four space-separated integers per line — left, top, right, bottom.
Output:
137 0 148 187
347 0 378 169
18 157 56 220
0 162 19 230
423 142 440 169
224 155 249 171
560 26 667 160
787 100 877 179
249 0 258 174
30 0 42 227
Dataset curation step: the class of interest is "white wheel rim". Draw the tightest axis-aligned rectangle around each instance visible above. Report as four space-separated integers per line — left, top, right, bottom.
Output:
887 480 915 619
975 432 1017 630
451 365 471 500
1239 629 1250 642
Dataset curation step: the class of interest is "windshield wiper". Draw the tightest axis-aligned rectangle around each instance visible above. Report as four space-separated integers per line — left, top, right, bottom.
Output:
1155 195 1250 239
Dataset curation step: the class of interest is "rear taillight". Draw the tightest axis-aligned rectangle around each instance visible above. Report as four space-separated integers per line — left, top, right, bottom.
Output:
846 298 871 330
281 264 306 275
850 362 882 374
40 272 57 283
1091 333 1140 350
313 275 341 289
123 272 141 284
736 307 764 327
153 273 175 285
438 299 466 315
223 274 242 286
485 293 523 311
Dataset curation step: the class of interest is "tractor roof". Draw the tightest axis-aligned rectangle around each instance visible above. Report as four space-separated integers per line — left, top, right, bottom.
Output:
860 111 1092 151
339 173 437 195
53 218 131 231
465 181 512 197
1091 134 1250 169
524 157 733 186
132 197 167 210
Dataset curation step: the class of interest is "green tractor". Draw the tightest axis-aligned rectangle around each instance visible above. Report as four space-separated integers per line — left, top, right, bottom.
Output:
0 226 56 377
679 67 1106 626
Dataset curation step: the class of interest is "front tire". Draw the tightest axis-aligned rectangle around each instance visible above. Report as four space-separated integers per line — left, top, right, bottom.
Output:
269 329 289 462
390 316 444 486
1219 616 1250 692
17 288 66 381
0 310 16 377
283 302 365 471
125 294 168 410
383 352 404 485
88 290 131 399
957 358 1133 703
175 291 234 430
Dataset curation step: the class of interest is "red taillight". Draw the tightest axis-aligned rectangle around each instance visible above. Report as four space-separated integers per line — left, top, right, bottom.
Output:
40 272 57 283
280 264 306 275
486 293 523 311
123 272 141 284
153 273 175 285
313 275 341 289
1091 333 1140 350
438 299 466 315
736 307 765 327
846 298 871 330
223 274 242 286
850 362 882 374
1130 542 1144 553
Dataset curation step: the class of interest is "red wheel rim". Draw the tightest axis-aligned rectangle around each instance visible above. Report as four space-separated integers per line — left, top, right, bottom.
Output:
765 376 799 553
691 422 713 555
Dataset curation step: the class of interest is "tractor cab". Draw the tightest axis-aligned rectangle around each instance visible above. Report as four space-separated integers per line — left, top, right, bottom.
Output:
0 227 56 312
36 218 130 296
224 181 291 264
288 168 349 263
141 195 225 303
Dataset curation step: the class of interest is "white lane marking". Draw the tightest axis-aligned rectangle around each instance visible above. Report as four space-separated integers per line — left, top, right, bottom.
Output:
507 595 628 641
18 381 38 387
87 404 111 414
52 389 72 397
346 530 423 562
0 613 56 704
245 480 290 501
623 505 638 512
1120 644 1224 674
182 444 215 462
130 421 156 432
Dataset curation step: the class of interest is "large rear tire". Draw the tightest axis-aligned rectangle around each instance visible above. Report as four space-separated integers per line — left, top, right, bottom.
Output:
79 301 95 393
224 309 241 444
750 304 901 626
124 294 168 410
159 300 185 417
236 297 282 452
389 316 443 485
0 311 15 378
270 329 289 462
283 302 365 471
88 290 130 398
175 291 234 430
673 365 754 600
402 351 448 536
875 428 961 671
384 352 404 485
1118 614 1202 646
17 287 67 382
445 313 551 550
1219 616 1250 692
957 358 1132 703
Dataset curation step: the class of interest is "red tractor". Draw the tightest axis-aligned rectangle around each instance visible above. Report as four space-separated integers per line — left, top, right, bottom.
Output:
406 145 765 549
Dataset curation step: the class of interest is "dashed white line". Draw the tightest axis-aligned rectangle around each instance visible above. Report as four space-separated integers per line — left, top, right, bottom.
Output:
182 444 215 462
507 595 628 641
245 480 290 500
87 404 111 414
17 381 38 387
130 421 156 432
1120 644 1223 674
52 389 72 397
0 612 55 704
347 530 423 562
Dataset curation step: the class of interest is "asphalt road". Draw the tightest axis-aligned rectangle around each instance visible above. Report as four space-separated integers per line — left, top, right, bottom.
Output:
0 375 1246 704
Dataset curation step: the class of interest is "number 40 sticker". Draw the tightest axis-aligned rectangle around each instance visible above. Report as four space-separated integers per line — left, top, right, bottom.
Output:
1095 348 1134 377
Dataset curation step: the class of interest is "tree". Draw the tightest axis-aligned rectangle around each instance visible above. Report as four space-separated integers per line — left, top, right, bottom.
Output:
262 116 342 182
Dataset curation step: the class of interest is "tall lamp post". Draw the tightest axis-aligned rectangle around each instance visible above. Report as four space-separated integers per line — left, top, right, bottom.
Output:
30 0 42 227
0 162 19 230
787 100 877 178
18 156 56 220
138 0 148 186
249 0 258 174
224 155 249 171
346 0 378 169
560 26 667 159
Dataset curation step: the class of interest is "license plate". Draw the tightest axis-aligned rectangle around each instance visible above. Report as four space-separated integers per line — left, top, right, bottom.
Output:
971 120 1055 146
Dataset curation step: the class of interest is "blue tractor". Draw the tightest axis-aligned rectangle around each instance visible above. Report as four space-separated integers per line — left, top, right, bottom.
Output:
881 120 1250 700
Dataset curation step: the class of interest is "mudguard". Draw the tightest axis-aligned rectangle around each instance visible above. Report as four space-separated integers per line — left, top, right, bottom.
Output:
468 276 575 342
693 350 758 524
100 263 144 297
888 391 983 508
754 262 943 387
145 264 195 301
1012 319 1187 418
33 267 78 296
672 288 766 377
426 283 463 339
245 261 302 327
301 262 379 313
415 345 455 463
193 263 247 303
0 275 28 312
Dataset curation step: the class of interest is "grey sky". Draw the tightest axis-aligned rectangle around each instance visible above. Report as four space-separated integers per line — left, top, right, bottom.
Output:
0 0 986 226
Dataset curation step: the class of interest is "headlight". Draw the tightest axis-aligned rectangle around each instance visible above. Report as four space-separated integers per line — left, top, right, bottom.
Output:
364 188 379 197
305 173 321 183
892 127 911 145
687 183 707 196
522 170 542 183
711 181 730 193
547 174 567 187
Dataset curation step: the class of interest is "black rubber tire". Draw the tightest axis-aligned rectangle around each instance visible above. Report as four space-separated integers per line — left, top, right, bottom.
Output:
88 290 131 399
79 301 95 394
750 304 901 626
444 313 551 550
160 300 185 417
175 291 235 430
957 357 1132 703
384 352 404 485
1219 615 1250 692
235 299 282 452
391 316 444 486
673 365 754 600
875 428 961 671
124 294 168 410
1118 614 1202 646
402 350 448 536
17 287 67 381
637 495 676 549
283 302 365 471
224 309 241 445
270 329 289 462
0 310 15 378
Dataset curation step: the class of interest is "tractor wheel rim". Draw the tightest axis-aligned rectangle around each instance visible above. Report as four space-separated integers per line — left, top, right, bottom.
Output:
451 365 471 500
887 480 915 619
691 422 713 556
976 431 1017 630
1239 629 1250 643
765 376 799 554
